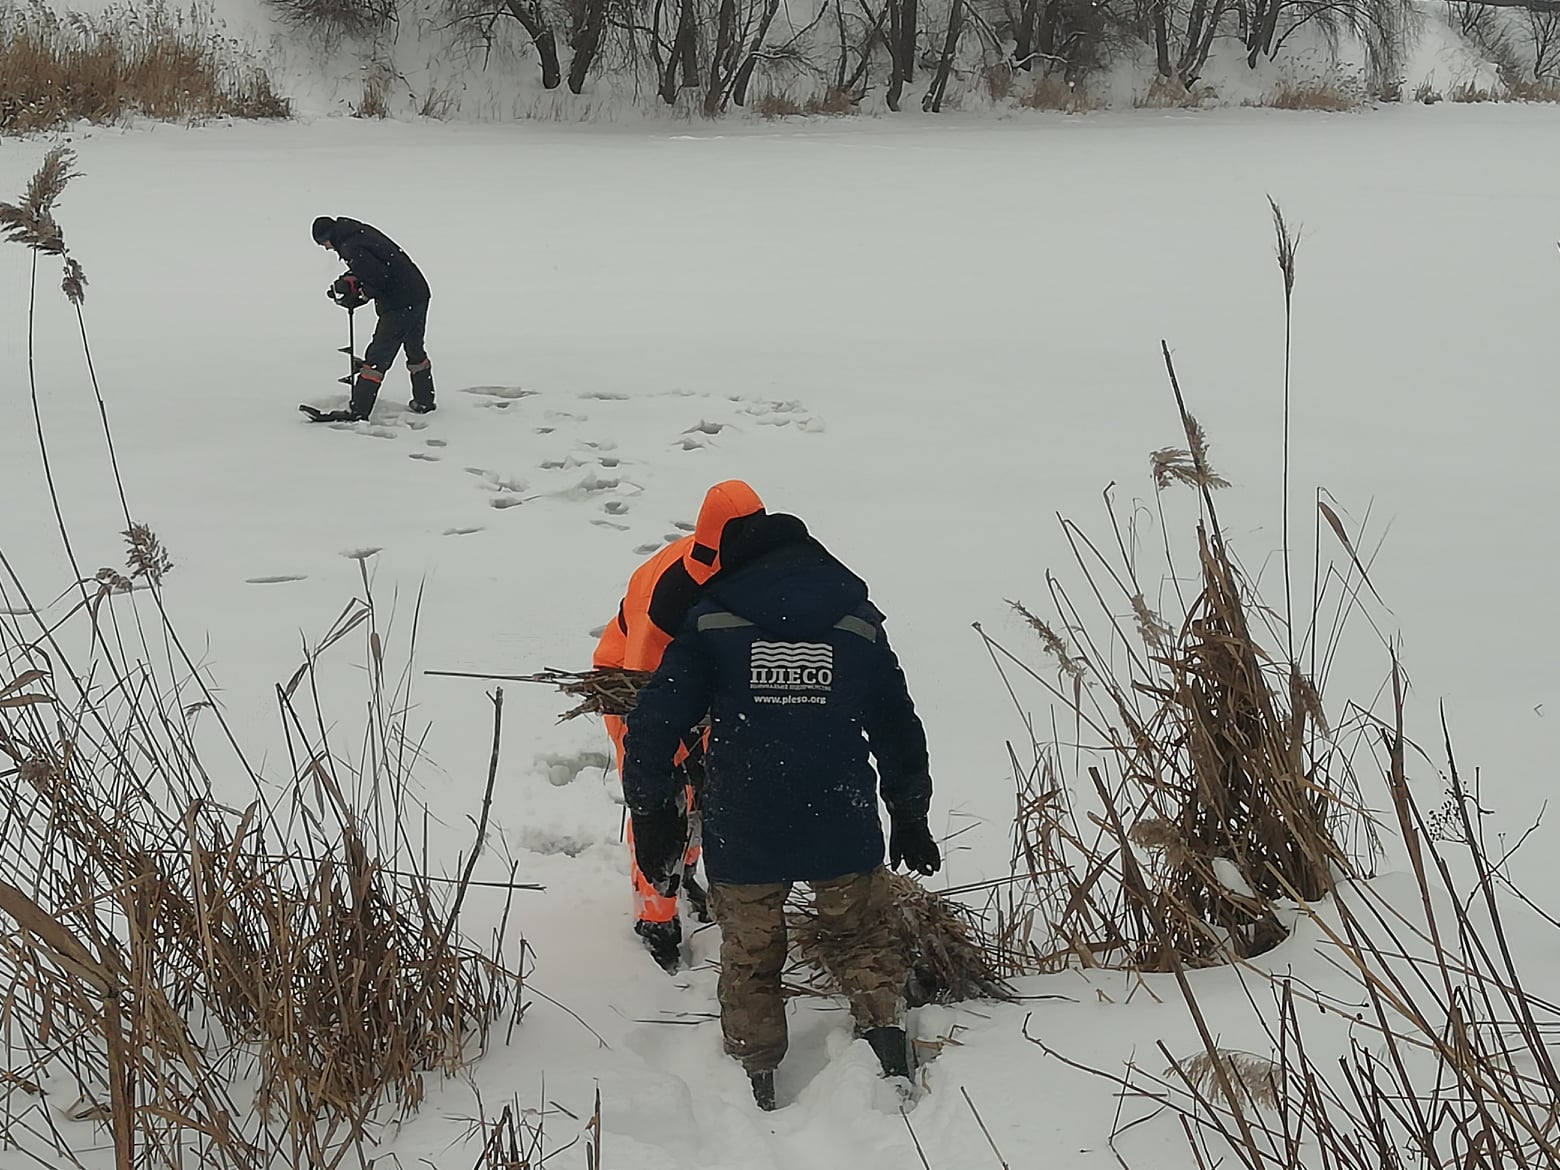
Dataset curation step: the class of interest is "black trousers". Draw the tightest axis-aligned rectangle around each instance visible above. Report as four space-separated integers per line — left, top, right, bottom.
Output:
350 300 434 417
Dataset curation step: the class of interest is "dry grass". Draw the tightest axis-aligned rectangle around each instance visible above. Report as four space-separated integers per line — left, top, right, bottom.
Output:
983 62 1013 102
1450 80 1497 102
752 90 803 117
467 1086 603 1168
354 74 390 117
1019 75 1101 112
751 89 854 118
1133 76 1215 108
0 0 289 134
1370 76 1403 102
0 561 527 1167
1247 80 1361 111
433 664 657 719
981 337 1372 974
996 205 1560 1170
1503 74 1560 101
804 86 855 115
419 83 459 119
790 872 1014 1007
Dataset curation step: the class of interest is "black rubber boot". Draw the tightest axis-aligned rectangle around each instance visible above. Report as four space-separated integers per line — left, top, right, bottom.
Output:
348 366 382 420
408 358 436 413
864 1026 910 1079
748 1069 776 1111
634 917 682 974
683 872 712 923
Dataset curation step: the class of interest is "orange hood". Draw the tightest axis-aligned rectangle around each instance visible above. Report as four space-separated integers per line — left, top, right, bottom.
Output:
684 480 764 584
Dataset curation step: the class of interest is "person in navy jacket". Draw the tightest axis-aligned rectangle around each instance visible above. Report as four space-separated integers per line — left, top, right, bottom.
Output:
623 508 940 1110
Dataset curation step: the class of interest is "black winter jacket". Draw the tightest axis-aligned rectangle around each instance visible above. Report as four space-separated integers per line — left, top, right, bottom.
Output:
326 218 431 310
623 524 932 886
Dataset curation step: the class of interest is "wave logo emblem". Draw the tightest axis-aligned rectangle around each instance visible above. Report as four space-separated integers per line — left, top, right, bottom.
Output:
749 640 833 691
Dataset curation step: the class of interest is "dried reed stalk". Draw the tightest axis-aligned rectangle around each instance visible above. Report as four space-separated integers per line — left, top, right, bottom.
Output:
981 347 1365 976
0 564 525 1168
429 666 653 720
789 871 1015 1006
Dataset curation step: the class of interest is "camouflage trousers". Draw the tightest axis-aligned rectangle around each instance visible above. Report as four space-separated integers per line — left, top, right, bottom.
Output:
709 866 905 1074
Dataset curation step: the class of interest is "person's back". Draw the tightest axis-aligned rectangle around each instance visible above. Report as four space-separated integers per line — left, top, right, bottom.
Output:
623 512 941 1110
326 217 431 309
635 514 928 886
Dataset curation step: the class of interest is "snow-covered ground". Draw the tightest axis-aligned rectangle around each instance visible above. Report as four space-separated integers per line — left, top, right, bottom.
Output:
3 106 1559 1167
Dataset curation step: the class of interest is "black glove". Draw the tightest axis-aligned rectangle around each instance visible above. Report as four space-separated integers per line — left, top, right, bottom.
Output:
328 274 367 310
889 814 941 876
631 803 687 897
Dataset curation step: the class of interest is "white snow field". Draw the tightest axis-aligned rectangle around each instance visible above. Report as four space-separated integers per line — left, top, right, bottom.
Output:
3 106 1560 1168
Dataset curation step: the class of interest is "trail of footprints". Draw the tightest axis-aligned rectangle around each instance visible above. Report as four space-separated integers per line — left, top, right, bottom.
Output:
259 383 819 584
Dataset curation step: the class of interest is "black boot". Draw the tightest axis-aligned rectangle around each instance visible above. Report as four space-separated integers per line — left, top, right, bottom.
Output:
348 366 382 420
748 1069 776 1111
683 872 712 924
408 358 436 413
634 918 682 974
864 1026 910 1079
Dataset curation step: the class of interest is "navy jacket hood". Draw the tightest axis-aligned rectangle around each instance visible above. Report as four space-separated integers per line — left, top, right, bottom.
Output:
703 516 871 640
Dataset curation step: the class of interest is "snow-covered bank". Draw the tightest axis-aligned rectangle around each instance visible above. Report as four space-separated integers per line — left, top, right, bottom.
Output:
2 107 1558 1167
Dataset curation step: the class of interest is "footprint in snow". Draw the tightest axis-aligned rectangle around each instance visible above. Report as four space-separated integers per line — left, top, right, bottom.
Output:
683 420 724 435
579 390 629 401
632 542 662 555
603 500 629 515
490 497 524 510
536 750 612 786
443 526 484 536
672 520 694 532
515 827 598 858
425 438 447 448
592 519 630 531
461 385 535 400
408 452 440 462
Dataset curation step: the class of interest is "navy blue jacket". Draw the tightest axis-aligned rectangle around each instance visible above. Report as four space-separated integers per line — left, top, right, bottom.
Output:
623 533 931 886
327 217 431 310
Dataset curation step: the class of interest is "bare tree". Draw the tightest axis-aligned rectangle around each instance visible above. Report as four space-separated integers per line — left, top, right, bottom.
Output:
500 0 564 87
922 0 964 108
658 0 701 102
566 0 610 90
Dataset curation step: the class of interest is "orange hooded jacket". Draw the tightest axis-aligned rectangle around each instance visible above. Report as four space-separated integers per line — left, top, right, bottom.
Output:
593 478 766 700
593 480 765 925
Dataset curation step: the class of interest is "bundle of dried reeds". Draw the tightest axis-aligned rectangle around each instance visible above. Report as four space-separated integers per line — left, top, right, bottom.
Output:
789 872 1015 1007
430 666 654 720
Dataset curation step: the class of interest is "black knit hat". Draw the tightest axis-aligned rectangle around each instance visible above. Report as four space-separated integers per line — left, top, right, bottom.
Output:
311 216 337 244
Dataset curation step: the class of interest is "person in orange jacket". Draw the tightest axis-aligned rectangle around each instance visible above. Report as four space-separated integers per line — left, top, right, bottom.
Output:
594 479 766 971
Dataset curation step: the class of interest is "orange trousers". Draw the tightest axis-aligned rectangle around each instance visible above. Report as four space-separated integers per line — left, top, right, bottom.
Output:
607 713 702 924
